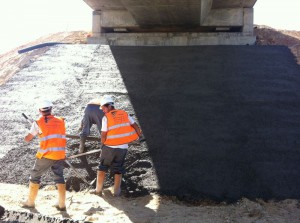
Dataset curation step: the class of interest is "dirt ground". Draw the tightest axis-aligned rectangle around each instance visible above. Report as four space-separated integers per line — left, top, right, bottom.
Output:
1 183 300 223
0 28 300 223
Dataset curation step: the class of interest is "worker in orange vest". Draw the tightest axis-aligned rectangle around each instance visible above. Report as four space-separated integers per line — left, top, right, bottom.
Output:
91 95 142 196
22 100 67 211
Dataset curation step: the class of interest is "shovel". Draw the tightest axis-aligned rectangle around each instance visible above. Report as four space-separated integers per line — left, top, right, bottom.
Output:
64 160 95 186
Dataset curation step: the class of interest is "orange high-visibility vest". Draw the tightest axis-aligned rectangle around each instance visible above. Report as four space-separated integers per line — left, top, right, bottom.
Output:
104 110 138 146
36 115 66 160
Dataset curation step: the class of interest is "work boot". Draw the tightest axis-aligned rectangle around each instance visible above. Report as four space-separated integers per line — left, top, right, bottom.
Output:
113 174 122 197
21 182 39 208
90 171 105 196
54 184 66 211
78 136 87 154
89 189 103 197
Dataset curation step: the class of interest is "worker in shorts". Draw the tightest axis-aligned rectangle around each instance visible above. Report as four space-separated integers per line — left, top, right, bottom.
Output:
91 95 142 196
22 99 67 211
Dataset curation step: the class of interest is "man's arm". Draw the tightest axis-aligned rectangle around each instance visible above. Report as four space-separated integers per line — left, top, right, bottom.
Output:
24 121 39 142
131 123 142 137
101 131 107 144
24 133 35 143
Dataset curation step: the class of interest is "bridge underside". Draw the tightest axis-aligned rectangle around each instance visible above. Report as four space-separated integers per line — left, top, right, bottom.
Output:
83 0 257 45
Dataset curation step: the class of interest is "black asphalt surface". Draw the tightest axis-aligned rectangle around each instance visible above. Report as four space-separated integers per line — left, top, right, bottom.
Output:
110 45 300 201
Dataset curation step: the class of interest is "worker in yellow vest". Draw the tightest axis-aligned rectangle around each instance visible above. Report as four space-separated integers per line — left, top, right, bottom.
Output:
22 100 67 211
91 95 142 196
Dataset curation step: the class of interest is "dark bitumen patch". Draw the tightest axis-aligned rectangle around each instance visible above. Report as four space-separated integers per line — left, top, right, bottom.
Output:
110 45 300 201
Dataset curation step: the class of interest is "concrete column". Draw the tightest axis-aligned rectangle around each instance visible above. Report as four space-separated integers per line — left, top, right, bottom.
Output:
201 8 243 26
92 10 102 37
200 0 213 24
101 10 138 28
243 8 254 35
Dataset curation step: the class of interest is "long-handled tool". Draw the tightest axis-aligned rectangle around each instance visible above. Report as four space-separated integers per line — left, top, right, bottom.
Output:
66 134 146 143
67 149 102 159
64 160 94 186
66 137 146 160
22 113 33 125
68 144 105 185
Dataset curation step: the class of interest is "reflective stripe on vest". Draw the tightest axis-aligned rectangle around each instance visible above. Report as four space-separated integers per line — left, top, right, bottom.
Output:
106 130 136 139
104 110 138 146
36 115 66 160
39 134 66 141
107 123 130 131
38 147 66 154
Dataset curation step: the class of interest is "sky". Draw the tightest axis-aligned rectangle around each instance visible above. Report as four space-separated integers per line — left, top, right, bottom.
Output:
0 0 91 54
254 0 300 30
0 0 299 54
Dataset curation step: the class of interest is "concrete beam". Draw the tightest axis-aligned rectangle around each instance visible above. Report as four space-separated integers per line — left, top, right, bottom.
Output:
92 10 102 36
122 0 202 26
101 10 138 28
85 0 257 45
84 0 257 11
85 0 256 29
83 0 125 10
243 8 254 35
201 8 243 26
212 0 257 8
87 33 256 46
201 0 213 24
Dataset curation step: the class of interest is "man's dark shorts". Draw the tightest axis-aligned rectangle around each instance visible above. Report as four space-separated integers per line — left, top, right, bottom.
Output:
98 145 127 174
30 157 65 184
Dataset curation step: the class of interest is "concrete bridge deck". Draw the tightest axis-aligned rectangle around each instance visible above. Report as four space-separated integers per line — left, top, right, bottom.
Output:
83 0 257 45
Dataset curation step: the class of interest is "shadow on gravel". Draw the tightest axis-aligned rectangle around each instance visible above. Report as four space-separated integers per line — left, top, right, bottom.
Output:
110 45 300 202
